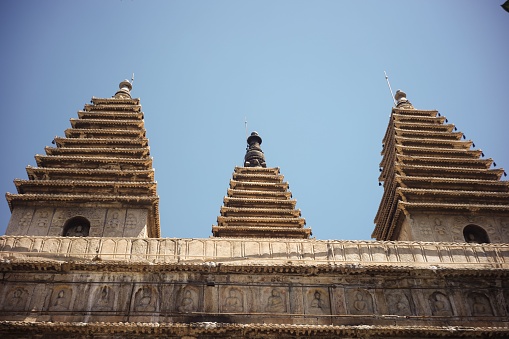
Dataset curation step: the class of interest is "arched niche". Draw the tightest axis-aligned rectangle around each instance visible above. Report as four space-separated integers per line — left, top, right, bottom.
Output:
463 224 490 244
62 216 90 237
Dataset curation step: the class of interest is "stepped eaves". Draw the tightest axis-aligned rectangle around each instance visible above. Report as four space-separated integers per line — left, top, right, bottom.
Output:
373 90 509 241
212 132 312 239
6 80 160 237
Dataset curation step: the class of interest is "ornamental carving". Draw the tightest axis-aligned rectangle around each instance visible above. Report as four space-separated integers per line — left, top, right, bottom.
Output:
93 286 115 311
49 287 72 311
467 291 494 316
347 289 374 315
308 289 329 314
134 286 157 312
385 291 413 316
429 291 453 316
222 288 244 313
3 287 29 311
178 287 198 313
265 288 286 313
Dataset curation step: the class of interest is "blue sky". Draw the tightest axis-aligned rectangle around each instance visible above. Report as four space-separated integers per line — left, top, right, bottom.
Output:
1 1 508 240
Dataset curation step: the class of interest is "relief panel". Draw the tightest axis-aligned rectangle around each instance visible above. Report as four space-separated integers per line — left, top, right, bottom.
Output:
5 207 35 235
305 288 330 315
346 288 375 315
122 209 148 237
27 208 54 236
103 208 126 237
221 287 245 313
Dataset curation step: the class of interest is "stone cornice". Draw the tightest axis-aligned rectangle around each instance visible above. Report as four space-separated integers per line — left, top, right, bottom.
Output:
64 128 145 138
91 97 140 105
25 167 155 181
2 237 507 269
1 321 508 337
77 110 144 119
54 136 149 148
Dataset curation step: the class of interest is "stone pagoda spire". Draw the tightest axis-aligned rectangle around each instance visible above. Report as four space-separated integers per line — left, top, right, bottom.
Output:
5 80 160 238
212 132 311 238
244 131 266 167
373 91 509 243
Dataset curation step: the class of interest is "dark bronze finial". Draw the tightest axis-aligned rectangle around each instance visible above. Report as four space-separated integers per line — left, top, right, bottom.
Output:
114 79 132 99
244 131 266 168
394 89 414 109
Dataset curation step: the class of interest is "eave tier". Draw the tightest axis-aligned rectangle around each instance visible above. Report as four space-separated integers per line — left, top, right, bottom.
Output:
224 197 297 209
395 155 493 169
235 166 280 175
227 188 292 199
77 111 143 120
70 118 144 130
393 113 446 124
394 121 454 132
84 103 141 112
393 108 439 116
14 179 157 196
91 97 140 105
396 145 482 158
35 155 152 170
232 172 284 183
397 187 509 205
65 128 145 139
212 225 311 238
220 206 301 217
395 175 509 192
5 193 158 211
395 136 473 149
394 127 463 140
398 201 509 214
44 147 150 158
217 216 306 227
229 179 289 192
26 167 154 182
54 137 148 148
395 164 504 180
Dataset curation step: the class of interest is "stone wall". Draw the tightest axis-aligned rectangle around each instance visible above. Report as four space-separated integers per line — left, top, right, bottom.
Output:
6 208 149 238
1 236 508 330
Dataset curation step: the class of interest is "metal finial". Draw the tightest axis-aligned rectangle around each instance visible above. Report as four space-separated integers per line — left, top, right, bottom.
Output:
244 131 266 168
114 79 132 99
394 89 414 109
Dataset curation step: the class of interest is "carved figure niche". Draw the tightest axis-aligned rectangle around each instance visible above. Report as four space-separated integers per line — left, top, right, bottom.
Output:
463 224 490 244
62 216 90 237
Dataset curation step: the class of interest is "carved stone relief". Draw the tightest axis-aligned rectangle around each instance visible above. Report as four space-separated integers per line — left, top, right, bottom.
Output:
347 289 374 315
6 208 35 235
433 218 448 240
429 291 453 316
307 289 330 314
177 287 198 313
222 287 244 313
92 286 115 311
467 292 494 316
134 286 157 312
385 290 413 316
3 287 29 311
103 209 126 237
264 288 286 313
122 209 148 237
27 208 54 236
49 287 72 311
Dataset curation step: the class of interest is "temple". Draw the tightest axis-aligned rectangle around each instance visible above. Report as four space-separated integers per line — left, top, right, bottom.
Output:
0 82 508 338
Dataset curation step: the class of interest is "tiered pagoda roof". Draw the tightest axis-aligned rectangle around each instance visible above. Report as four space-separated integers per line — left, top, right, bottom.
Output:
6 80 160 237
373 90 509 241
212 132 311 238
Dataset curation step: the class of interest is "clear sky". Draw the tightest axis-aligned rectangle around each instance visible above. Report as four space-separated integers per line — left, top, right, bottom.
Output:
1 1 508 240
